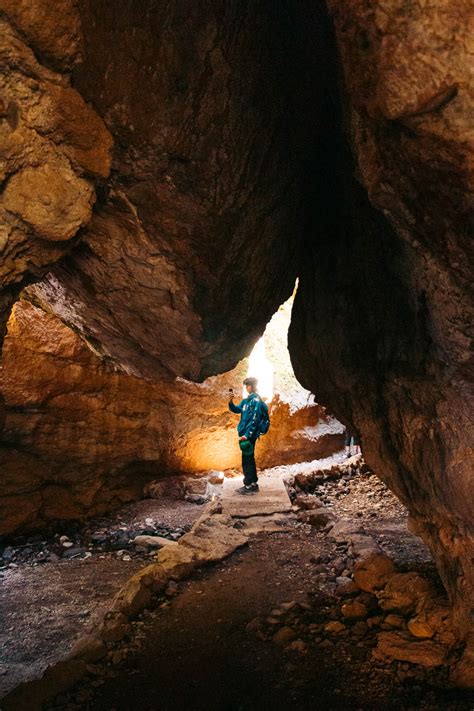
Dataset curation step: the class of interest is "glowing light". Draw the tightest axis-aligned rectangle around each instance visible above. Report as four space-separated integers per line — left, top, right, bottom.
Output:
244 336 274 401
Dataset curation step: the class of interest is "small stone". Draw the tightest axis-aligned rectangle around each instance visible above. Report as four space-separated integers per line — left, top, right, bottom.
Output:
2 547 14 562
319 639 334 648
374 632 448 667
62 541 74 549
59 536 70 545
165 580 179 597
324 621 346 634
407 618 434 639
384 614 405 629
133 535 178 548
367 615 384 629
335 577 358 596
351 621 368 637
341 601 368 621
288 640 307 653
273 626 297 646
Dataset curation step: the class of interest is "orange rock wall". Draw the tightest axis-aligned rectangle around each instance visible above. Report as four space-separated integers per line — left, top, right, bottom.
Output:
0 301 342 534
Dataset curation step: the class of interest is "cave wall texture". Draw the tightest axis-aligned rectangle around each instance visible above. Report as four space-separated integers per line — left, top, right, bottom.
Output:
289 0 473 667
0 299 342 535
0 0 472 680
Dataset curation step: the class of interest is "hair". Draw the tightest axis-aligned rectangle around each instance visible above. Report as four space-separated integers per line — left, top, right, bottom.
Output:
243 376 258 386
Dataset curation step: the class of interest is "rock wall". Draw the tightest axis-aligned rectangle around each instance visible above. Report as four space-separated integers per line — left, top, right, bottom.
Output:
0 0 471 680
0 0 113 336
289 0 473 649
26 0 309 381
0 299 342 535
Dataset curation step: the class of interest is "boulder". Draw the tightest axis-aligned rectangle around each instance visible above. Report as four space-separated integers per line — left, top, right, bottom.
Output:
353 554 396 592
377 572 433 614
374 632 448 667
341 601 368 621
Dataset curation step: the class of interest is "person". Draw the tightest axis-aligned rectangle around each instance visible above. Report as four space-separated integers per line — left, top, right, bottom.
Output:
228 376 265 495
345 429 361 458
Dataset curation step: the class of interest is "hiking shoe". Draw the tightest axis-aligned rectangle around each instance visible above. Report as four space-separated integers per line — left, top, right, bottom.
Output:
236 485 257 495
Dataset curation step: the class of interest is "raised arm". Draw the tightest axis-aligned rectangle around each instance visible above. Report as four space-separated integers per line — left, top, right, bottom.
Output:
229 399 242 414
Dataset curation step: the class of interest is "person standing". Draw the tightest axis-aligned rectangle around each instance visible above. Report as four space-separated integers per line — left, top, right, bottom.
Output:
228 376 267 495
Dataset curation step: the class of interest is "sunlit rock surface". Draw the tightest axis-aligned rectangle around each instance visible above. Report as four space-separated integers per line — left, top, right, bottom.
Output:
0 299 342 534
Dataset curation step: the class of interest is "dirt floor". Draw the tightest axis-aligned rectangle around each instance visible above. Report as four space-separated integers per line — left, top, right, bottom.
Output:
0 499 201 697
2 464 474 710
54 531 472 711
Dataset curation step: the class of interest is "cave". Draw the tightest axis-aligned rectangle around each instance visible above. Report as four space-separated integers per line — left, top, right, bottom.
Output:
0 0 473 707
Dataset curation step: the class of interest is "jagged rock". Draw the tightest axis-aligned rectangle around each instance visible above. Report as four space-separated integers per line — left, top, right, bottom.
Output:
353 554 396 593
377 572 434 615
290 0 473 648
374 632 448 667
341 601 368 621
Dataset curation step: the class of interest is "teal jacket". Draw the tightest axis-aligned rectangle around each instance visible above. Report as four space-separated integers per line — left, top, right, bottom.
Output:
229 392 262 440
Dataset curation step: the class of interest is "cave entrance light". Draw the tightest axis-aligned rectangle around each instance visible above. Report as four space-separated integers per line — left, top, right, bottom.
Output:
243 336 274 401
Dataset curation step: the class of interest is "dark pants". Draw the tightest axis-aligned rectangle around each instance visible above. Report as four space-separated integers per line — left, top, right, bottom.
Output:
242 438 258 486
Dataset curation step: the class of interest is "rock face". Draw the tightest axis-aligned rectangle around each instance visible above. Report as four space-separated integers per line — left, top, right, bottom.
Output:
289 0 473 638
0 0 472 674
0 0 112 337
0 299 340 534
27 0 307 381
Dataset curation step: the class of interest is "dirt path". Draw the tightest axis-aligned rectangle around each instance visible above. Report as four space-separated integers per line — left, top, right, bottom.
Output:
69 531 472 711
3 464 474 709
0 499 201 698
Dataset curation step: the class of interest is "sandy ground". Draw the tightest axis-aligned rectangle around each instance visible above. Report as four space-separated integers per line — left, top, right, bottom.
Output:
0 499 201 698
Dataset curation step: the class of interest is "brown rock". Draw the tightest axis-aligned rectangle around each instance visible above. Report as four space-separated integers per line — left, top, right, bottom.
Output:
377 572 433 614
384 614 405 630
67 635 107 662
0 300 341 534
407 618 434 639
324 621 346 634
300 509 336 529
288 640 307 653
273 626 297 646
341 601 368 621
97 612 131 644
353 554 396 592
374 632 448 667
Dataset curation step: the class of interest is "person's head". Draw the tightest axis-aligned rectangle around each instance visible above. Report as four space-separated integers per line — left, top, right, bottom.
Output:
243 376 258 394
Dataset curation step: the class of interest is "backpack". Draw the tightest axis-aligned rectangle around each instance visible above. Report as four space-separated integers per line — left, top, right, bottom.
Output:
258 400 270 436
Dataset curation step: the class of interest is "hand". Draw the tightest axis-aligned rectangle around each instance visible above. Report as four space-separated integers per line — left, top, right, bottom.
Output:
239 436 247 441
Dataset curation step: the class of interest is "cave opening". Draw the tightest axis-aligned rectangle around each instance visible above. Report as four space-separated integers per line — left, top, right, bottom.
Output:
0 0 473 705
